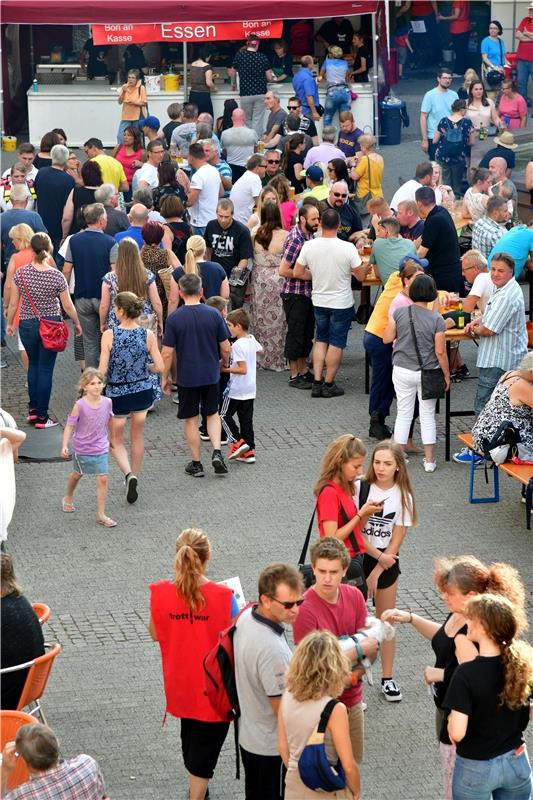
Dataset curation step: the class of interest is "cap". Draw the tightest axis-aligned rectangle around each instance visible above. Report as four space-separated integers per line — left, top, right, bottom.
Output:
399 254 428 269
519 351 533 371
140 115 160 131
305 165 324 182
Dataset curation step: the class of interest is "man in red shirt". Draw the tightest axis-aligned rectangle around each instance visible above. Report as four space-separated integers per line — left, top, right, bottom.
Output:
438 1 471 77
397 0 439 67
516 4 533 105
292 537 379 764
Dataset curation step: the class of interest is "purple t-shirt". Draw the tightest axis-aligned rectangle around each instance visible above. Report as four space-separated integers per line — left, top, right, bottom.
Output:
68 397 113 456
337 127 363 158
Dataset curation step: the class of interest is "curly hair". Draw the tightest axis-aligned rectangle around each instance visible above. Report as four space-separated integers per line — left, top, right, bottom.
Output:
464 594 533 710
174 528 211 612
315 434 367 497
286 630 349 702
433 557 527 634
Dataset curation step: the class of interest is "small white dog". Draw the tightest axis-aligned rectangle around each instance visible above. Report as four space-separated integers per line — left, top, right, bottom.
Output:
339 616 396 685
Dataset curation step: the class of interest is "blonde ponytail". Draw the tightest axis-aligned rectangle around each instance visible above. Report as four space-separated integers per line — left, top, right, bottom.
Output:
184 235 206 275
173 528 211 611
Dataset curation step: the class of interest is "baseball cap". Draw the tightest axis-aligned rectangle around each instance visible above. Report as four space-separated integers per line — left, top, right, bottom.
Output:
305 165 324 182
399 254 428 269
140 115 160 131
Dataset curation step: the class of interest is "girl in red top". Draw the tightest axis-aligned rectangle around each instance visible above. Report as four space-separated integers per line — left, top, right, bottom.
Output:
149 528 238 800
315 435 385 597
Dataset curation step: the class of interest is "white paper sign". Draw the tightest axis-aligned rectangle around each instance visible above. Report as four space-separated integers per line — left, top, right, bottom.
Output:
411 20 427 33
218 576 246 609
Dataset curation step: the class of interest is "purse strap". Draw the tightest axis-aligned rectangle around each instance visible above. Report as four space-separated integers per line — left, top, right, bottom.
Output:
498 39 503 68
299 482 366 565
408 305 426 370
18 271 41 320
317 699 339 734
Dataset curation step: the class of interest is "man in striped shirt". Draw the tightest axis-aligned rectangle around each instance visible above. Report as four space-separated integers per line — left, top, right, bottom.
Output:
465 252 527 415
279 204 320 389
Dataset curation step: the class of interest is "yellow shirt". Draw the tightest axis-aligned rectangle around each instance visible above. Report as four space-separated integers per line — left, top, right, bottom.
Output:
354 153 384 199
91 154 127 190
365 272 402 338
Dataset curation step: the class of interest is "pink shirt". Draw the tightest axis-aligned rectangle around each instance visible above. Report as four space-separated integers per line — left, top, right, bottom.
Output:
114 146 144 183
67 397 113 456
498 94 527 128
280 200 297 231
388 291 412 320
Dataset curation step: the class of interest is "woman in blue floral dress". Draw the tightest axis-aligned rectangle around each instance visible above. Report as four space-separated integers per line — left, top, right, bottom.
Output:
433 99 475 199
99 291 164 504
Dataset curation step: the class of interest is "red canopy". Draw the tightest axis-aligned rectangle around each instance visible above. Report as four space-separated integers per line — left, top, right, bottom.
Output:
2 0 378 25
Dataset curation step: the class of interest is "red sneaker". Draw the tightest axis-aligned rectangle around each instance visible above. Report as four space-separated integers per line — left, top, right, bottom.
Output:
228 439 250 460
236 450 255 463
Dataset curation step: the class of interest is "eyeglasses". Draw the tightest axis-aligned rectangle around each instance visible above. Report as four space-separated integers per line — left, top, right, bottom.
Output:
333 192 348 198
269 596 304 610
267 159 280 164
462 264 477 273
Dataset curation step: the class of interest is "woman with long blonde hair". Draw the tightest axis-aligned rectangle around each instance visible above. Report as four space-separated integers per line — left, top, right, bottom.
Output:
167 234 229 315
149 528 238 800
279 630 361 799
445 593 532 800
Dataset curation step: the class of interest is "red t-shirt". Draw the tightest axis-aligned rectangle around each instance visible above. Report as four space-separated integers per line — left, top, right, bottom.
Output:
450 0 471 34
290 21 314 56
410 0 435 18
517 16 533 61
293 584 367 706
150 579 233 721
317 482 365 557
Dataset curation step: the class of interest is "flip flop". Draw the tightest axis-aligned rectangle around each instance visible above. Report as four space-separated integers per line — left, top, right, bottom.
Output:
62 498 75 513
97 516 117 528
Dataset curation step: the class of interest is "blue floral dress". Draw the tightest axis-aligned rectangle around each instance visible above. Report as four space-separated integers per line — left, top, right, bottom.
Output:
105 326 153 401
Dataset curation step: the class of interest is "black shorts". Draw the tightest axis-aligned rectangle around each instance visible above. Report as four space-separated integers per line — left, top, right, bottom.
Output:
177 384 219 420
180 718 229 779
281 293 315 361
363 551 401 589
110 388 154 417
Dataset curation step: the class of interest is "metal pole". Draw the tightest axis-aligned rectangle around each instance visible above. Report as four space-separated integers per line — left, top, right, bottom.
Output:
182 41 188 98
371 12 379 141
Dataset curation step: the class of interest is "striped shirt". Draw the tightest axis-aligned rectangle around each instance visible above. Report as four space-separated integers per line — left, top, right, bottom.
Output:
477 278 527 370
471 216 506 258
280 224 313 297
213 158 233 198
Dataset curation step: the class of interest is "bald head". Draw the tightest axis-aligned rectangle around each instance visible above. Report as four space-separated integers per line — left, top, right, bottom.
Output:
232 108 246 127
129 203 149 225
489 157 507 181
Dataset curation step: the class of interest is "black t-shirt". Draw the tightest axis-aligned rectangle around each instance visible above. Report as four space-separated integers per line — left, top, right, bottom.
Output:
420 205 463 293
83 37 109 77
443 656 530 760
317 18 354 53
152 184 187 212
162 120 180 148
431 614 469 744
320 200 363 242
271 51 293 79
279 116 317 140
172 260 227 300
124 45 146 73
70 186 96 235
353 45 371 83
400 219 425 241
164 221 192 264
478 146 516 171
34 167 76 241
1 593 45 710
285 151 306 193
232 50 271 96
204 219 253 277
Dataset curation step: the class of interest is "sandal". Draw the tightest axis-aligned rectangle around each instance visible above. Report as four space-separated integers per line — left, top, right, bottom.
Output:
97 516 117 528
62 498 75 513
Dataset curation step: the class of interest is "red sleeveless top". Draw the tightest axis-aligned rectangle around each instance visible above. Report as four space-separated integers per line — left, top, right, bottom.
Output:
150 579 233 721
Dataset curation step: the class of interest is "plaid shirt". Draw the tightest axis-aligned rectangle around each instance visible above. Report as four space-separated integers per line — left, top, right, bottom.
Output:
5 755 106 800
280 225 313 297
471 216 506 258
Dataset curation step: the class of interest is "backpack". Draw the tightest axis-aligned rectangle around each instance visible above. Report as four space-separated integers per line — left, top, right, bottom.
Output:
298 699 346 792
481 420 521 465
440 122 464 160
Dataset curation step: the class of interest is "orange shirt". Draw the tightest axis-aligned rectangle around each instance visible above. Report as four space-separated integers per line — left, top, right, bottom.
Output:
120 81 147 121
9 247 33 327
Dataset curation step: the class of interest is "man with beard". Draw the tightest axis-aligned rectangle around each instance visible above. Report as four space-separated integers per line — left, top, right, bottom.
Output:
279 204 320 389
320 181 365 243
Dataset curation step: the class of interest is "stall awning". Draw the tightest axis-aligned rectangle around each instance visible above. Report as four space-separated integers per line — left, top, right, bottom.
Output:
2 0 378 25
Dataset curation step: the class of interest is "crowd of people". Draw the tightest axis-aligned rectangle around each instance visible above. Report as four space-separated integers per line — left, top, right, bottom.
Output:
1 28 533 800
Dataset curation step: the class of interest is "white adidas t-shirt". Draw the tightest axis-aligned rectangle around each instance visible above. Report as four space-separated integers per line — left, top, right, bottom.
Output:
353 483 412 551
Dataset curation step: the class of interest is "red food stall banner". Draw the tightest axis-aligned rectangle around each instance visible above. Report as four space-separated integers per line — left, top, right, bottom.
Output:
93 20 283 45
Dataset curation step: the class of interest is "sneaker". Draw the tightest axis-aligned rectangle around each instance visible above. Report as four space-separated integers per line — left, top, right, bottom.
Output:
381 678 402 702
199 428 210 441
228 439 250 460
301 371 314 384
423 459 437 473
321 382 345 398
453 448 484 465
185 461 205 478
361 701 368 712
212 450 228 475
455 364 470 379
172 392 180 405
311 381 323 398
288 375 302 388
27 411 39 424
237 450 256 463
34 416 59 429
125 474 138 503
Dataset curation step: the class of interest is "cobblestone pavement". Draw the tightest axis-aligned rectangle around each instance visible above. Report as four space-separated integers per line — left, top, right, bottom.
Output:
3 305 531 800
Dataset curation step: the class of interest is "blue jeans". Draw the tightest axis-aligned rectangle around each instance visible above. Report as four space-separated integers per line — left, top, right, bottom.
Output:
323 87 351 126
19 317 59 418
363 331 394 418
517 59 533 104
191 225 206 236
452 748 531 800
474 367 505 415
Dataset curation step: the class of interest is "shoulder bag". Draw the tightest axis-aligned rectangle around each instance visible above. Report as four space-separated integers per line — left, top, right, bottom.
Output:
298 699 346 792
298 481 370 598
408 306 445 400
18 272 69 352
485 40 504 88
353 155 372 217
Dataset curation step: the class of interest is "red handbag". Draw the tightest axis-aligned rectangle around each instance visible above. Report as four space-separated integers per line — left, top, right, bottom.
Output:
19 271 70 352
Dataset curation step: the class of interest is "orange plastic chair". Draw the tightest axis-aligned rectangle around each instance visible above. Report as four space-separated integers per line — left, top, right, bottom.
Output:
0 711 37 791
31 602 51 625
0 643 61 725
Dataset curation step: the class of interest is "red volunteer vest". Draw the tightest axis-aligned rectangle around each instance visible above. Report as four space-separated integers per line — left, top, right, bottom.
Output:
150 580 233 721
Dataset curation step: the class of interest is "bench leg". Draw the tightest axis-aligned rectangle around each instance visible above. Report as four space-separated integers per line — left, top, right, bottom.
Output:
467 451 500 504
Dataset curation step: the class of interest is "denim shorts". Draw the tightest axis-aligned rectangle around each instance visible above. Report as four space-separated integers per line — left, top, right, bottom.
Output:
73 453 109 476
314 305 354 349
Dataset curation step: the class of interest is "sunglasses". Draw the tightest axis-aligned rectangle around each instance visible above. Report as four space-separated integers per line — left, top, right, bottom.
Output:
288 105 300 110
267 159 280 164
269 596 304 610
333 192 348 198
